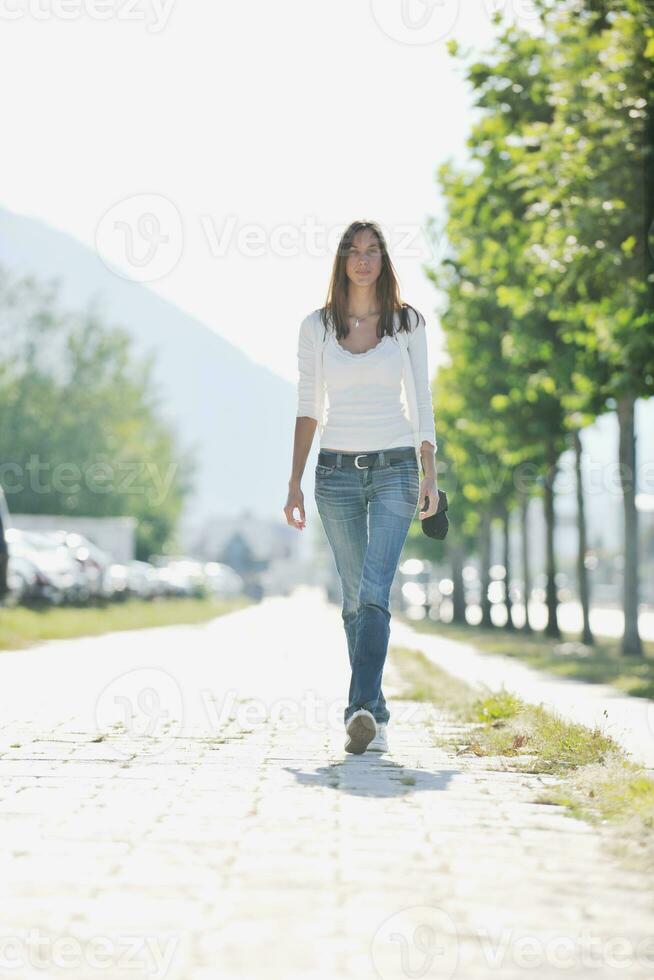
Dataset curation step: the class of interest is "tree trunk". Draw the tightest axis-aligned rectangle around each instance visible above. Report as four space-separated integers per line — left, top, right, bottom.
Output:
573 428 594 646
450 540 467 624
502 503 515 630
480 510 493 628
544 452 561 639
617 393 642 657
520 492 533 633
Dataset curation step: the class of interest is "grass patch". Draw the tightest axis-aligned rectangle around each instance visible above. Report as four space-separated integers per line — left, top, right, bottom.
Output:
391 645 620 775
401 614 654 700
472 689 523 724
536 759 654 871
462 702 617 773
387 646 480 719
0 595 253 650
389 644 654 869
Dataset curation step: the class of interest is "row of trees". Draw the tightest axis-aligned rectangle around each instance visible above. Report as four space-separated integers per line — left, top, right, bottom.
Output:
0 268 195 559
417 0 654 655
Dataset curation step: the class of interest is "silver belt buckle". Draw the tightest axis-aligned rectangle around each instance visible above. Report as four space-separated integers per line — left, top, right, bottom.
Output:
354 453 368 469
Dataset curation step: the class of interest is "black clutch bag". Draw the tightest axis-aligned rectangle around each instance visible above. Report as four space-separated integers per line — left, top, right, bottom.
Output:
420 489 449 539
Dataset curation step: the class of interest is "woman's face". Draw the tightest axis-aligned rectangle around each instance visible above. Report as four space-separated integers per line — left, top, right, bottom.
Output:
344 229 383 288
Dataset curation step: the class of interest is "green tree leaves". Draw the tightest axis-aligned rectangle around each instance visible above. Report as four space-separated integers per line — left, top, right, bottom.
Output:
0 268 196 560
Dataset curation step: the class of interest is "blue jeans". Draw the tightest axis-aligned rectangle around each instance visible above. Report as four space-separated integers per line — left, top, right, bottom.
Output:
313 448 421 727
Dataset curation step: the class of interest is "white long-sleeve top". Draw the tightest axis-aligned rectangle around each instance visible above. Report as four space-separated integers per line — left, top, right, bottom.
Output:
296 307 437 463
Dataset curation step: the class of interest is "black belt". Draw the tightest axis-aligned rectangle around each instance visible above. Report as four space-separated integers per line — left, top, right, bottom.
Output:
317 446 416 470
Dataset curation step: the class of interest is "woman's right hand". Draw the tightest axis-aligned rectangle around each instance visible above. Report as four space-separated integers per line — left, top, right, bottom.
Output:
284 482 306 530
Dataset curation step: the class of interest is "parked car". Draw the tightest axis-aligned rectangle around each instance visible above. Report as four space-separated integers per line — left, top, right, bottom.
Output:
152 557 207 597
5 552 40 606
4 529 82 604
0 486 8 601
105 563 129 600
125 559 162 599
44 530 113 601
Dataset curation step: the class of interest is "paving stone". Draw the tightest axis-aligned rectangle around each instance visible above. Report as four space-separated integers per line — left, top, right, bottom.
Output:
0 589 652 978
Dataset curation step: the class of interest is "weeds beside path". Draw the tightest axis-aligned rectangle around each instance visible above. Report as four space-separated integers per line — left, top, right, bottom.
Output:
390 645 654 873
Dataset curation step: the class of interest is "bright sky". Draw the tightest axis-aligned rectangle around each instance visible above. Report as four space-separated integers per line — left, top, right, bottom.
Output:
0 0 537 383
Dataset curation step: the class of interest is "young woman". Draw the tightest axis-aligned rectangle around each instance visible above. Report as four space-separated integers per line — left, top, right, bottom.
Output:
284 220 439 755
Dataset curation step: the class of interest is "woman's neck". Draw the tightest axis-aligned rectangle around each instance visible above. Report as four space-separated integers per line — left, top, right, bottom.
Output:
347 285 378 317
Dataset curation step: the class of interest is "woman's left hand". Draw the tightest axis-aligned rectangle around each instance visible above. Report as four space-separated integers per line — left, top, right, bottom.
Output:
418 475 439 520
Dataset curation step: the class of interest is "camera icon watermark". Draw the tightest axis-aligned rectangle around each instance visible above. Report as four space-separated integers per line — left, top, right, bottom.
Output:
94 666 184 756
95 193 183 283
371 905 459 979
370 0 460 46
370 0 541 46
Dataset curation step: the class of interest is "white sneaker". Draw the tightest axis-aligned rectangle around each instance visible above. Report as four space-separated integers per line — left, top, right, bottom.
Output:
367 723 388 753
344 709 377 754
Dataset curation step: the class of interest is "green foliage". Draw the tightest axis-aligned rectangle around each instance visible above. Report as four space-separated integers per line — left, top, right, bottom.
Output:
423 0 654 575
0 268 197 558
471 687 523 723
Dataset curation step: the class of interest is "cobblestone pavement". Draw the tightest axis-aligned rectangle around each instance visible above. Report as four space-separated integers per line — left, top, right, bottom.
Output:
0 589 653 979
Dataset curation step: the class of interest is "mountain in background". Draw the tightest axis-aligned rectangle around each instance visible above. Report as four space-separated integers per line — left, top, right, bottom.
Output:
0 205 303 547
0 204 651 558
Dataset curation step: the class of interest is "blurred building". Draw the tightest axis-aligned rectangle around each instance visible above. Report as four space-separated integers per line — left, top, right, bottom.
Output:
7 514 136 563
192 512 300 568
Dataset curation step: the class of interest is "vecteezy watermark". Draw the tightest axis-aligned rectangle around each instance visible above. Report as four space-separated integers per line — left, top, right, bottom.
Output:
96 193 184 282
201 688 428 733
474 455 654 498
197 214 446 263
0 456 178 507
371 905 459 980
0 929 179 979
370 910 654 977
95 667 184 757
94 198 448 283
474 926 654 971
0 0 176 33
369 0 540 46
93 669 430 750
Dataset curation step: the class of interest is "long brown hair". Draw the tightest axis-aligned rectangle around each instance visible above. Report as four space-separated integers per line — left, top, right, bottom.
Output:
319 219 421 341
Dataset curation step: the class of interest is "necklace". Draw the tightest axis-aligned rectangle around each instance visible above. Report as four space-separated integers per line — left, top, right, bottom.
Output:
347 308 380 329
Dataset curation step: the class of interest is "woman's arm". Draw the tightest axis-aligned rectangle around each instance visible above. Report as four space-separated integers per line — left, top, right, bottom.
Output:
289 417 316 489
407 309 437 479
292 313 318 485
296 313 318 423
285 315 317 529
